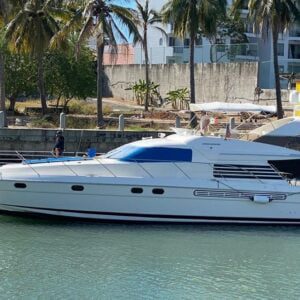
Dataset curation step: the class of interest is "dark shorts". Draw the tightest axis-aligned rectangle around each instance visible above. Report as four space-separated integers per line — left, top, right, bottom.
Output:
55 148 64 155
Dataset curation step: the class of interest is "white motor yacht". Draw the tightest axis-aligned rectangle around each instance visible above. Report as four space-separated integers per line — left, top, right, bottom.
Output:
1 132 300 224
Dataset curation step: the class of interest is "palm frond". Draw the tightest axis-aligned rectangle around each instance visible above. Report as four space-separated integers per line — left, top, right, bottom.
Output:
110 15 129 45
50 8 83 50
152 25 168 39
82 0 95 18
110 4 141 44
45 6 74 22
77 16 94 55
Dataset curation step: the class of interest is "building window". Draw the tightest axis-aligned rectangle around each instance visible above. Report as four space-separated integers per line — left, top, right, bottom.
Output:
195 36 202 46
289 43 300 59
168 58 176 64
159 38 163 46
288 62 300 73
170 22 174 31
169 37 175 47
184 38 190 48
241 0 249 9
277 43 284 56
289 24 300 37
174 46 183 53
245 21 254 34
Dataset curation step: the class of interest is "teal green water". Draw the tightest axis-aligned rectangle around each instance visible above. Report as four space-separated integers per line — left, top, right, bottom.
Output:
1 216 300 299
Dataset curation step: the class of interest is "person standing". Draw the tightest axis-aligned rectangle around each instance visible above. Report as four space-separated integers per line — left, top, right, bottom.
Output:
53 130 64 157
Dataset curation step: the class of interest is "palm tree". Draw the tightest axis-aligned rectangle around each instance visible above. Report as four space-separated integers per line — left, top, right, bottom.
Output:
0 0 11 124
161 0 227 106
75 0 140 127
232 0 300 119
134 0 165 112
5 0 63 115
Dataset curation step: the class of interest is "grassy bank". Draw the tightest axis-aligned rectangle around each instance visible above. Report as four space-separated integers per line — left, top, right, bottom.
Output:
9 99 178 130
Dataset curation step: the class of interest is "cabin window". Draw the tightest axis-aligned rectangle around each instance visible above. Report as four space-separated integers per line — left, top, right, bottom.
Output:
131 187 143 194
152 188 164 195
105 146 192 162
14 183 27 189
72 185 84 191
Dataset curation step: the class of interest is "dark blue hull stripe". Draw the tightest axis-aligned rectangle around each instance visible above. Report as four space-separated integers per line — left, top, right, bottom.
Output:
2 204 300 223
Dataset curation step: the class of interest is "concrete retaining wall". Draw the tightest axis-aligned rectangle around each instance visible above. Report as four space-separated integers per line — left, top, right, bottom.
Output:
104 62 259 102
0 128 164 153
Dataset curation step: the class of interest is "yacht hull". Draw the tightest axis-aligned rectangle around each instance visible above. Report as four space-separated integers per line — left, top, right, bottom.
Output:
0 180 300 224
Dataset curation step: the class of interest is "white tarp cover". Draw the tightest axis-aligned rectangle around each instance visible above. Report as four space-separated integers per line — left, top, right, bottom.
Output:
190 102 276 113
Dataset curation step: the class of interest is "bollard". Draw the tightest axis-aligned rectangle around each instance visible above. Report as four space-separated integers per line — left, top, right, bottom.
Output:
60 112 66 129
118 114 124 131
175 116 181 128
0 111 4 128
229 117 235 130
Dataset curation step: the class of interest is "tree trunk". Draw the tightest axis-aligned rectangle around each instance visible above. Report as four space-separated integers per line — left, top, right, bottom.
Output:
37 56 47 115
8 96 16 112
0 51 7 126
96 42 105 127
190 34 195 104
272 28 283 119
189 33 197 128
144 27 150 112
56 93 62 109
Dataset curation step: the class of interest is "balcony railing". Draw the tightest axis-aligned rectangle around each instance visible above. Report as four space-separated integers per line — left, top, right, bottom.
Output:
133 43 259 65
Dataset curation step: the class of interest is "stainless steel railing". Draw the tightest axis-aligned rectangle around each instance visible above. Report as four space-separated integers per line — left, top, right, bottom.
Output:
0 150 102 165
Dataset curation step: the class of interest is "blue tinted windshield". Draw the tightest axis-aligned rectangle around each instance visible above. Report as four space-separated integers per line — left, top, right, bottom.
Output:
105 145 192 162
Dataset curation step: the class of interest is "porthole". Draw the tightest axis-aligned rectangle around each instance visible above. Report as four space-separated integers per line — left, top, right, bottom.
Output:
72 185 84 191
152 188 164 195
14 182 27 189
131 187 143 194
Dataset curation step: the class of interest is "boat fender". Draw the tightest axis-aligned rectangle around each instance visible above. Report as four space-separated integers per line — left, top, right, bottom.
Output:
250 195 271 204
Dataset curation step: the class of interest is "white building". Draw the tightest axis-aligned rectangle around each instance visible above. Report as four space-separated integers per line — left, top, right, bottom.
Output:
133 0 300 89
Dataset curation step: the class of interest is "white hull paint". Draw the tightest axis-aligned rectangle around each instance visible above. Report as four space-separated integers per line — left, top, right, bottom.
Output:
0 179 300 224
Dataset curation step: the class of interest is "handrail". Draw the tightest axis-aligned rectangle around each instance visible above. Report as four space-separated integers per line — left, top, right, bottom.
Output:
0 150 103 166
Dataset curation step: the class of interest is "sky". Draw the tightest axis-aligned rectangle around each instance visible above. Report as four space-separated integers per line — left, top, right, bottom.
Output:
115 0 136 8
113 0 138 43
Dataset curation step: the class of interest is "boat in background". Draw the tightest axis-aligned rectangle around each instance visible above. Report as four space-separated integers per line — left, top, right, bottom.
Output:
247 117 300 151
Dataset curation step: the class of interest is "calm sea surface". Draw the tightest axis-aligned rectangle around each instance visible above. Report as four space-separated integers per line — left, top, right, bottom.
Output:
1 215 300 299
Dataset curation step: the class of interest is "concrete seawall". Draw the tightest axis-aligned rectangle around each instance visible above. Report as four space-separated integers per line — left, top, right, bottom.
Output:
0 128 164 153
104 62 259 102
